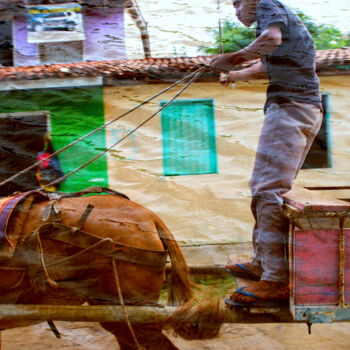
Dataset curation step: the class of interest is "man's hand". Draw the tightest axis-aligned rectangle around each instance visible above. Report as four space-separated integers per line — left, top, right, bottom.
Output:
218 61 268 84
220 72 237 86
210 52 246 72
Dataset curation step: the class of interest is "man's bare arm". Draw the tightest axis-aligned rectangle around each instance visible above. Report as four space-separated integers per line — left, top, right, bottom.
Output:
239 25 282 60
222 60 267 85
211 25 282 71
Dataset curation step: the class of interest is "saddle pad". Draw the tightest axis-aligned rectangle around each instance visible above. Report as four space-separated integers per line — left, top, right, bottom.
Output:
0 192 33 247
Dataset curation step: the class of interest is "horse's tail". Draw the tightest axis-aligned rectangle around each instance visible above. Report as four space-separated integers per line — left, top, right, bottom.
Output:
155 218 192 306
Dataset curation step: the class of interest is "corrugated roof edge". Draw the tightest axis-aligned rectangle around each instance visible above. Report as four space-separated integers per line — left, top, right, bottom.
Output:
0 48 349 84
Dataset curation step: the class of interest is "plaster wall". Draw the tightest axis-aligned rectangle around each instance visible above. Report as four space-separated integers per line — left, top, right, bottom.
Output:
13 8 125 66
103 76 350 244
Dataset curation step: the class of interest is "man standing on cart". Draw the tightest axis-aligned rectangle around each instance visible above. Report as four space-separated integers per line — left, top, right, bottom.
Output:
210 0 323 305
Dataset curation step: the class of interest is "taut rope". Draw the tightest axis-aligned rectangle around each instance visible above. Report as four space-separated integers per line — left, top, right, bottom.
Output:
112 259 145 350
39 66 207 191
0 66 206 190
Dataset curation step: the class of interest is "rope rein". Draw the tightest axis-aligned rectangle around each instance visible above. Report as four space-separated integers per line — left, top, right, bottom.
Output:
112 259 145 350
0 66 206 190
36 232 59 290
39 66 207 191
45 237 113 269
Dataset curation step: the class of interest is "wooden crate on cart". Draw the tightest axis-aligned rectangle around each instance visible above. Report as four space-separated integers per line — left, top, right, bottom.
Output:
283 187 350 323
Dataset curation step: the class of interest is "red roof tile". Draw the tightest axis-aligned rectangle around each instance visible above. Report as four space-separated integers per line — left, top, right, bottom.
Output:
0 48 349 83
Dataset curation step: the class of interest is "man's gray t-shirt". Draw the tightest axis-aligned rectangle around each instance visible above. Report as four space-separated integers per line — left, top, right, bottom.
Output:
256 0 322 111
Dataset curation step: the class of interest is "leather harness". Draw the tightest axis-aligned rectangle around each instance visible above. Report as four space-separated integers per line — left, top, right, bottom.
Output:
25 187 168 270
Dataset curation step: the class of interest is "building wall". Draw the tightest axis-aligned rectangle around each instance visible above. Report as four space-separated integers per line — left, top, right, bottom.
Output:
0 75 347 244
14 16 39 66
83 8 126 61
103 75 350 245
13 8 125 66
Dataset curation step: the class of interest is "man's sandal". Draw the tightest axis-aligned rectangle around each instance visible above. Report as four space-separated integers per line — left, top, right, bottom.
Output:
225 262 263 281
224 297 281 309
225 280 289 308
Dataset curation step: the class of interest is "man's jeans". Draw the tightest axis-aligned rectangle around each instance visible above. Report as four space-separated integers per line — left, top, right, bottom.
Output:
249 101 323 283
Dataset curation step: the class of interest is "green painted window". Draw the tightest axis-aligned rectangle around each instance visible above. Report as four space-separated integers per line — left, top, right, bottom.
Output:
160 99 218 176
0 87 108 192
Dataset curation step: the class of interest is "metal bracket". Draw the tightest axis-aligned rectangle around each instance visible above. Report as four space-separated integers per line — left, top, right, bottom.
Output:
307 311 335 324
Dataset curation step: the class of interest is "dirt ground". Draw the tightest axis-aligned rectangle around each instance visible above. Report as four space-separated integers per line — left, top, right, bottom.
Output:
2 320 350 350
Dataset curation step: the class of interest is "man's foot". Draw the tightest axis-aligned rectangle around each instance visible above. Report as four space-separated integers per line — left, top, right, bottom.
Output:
225 262 263 281
228 280 289 306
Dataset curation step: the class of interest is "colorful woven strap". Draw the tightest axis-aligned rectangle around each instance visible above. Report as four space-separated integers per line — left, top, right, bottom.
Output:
0 192 33 247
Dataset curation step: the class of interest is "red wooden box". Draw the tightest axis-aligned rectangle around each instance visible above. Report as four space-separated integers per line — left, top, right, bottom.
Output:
283 187 350 322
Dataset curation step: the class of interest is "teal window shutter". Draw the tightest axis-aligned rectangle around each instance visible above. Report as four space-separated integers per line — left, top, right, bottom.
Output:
302 93 332 168
160 99 218 176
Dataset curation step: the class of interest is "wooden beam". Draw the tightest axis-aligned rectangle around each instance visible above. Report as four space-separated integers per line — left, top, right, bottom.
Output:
0 304 176 324
1 303 350 325
0 303 295 324
0 111 50 119
283 187 350 212
305 186 350 191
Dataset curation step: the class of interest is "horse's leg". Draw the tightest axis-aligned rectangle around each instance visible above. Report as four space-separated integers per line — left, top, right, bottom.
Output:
100 322 180 350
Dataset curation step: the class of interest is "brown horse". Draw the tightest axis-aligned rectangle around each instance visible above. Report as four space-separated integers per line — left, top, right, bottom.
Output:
0 189 195 350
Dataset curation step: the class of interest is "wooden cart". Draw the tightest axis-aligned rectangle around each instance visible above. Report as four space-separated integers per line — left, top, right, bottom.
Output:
284 187 350 324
